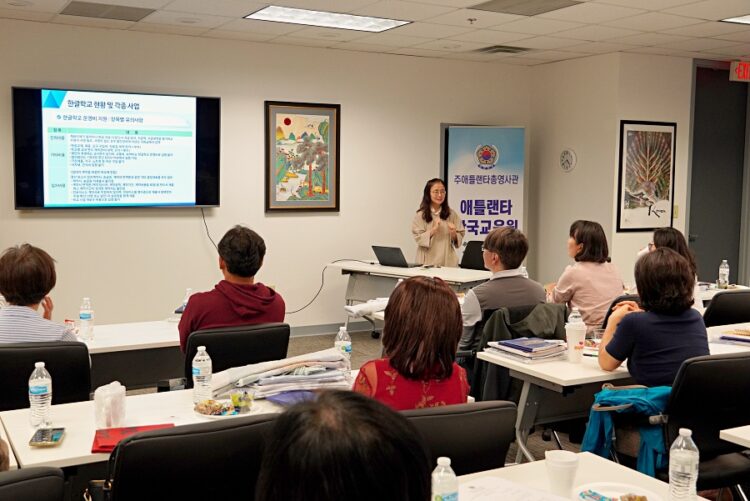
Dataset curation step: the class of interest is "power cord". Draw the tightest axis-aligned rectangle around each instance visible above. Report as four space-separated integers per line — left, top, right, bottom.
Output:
200 208 218 251
287 259 373 314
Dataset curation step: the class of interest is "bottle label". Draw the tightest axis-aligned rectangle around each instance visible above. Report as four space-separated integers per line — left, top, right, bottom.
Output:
192 366 206 376
29 384 50 395
434 493 458 501
80 312 92 320
335 341 352 354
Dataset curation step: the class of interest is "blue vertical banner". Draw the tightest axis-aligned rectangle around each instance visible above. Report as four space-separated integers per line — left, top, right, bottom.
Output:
444 126 525 242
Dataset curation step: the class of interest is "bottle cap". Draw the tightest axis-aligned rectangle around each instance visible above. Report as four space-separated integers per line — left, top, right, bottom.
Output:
198 346 206 351
437 457 451 466
35 361 45 368
679 428 692 437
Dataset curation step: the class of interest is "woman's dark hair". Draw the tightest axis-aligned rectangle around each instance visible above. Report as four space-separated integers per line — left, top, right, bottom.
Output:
636 248 694 314
217 225 266 277
570 220 610 263
0 244 56 306
382 276 462 380
653 228 697 277
255 390 431 501
417 178 450 223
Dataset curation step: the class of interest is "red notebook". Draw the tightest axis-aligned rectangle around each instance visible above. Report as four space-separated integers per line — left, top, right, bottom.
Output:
91 424 174 453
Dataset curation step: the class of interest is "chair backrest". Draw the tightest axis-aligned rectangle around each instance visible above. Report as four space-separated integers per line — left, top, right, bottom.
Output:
0 342 91 411
402 401 517 475
459 241 485 270
702 290 750 327
184 323 290 388
109 413 277 501
665 352 750 459
0 467 65 501
601 294 641 329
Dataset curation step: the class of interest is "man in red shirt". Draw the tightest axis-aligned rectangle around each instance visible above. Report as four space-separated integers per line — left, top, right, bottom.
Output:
178 225 285 352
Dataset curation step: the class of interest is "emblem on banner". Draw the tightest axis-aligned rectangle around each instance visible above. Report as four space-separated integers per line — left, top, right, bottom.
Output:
475 144 498 169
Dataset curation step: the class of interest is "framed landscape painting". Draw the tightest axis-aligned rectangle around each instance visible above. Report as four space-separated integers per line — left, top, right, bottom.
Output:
617 120 676 232
265 101 340 212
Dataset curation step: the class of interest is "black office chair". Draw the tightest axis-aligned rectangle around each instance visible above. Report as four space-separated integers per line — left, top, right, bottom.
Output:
0 467 65 501
183 323 290 389
601 294 641 330
703 290 750 327
0 342 91 411
459 241 485 270
107 413 277 501
402 401 517 475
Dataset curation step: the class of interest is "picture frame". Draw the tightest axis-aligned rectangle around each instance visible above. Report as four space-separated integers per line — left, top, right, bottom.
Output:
264 101 340 212
616 120 676 232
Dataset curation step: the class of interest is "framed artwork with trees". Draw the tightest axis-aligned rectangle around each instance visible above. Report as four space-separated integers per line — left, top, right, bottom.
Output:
264 101 340 212
616 120 676 232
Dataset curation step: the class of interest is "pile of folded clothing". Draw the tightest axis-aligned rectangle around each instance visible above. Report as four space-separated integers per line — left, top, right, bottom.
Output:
211 348 351 398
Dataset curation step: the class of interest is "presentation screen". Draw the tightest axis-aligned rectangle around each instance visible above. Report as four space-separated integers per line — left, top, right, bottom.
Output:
13 87 220 209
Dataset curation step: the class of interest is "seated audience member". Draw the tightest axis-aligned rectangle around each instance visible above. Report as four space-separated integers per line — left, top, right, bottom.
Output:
0 437 9 472
256 390 431 501
353 276 469 410
598 248 710 386
178 225 285 352
460 228 545 351
547 220 624 329
651 227 702 311
0 244 77 343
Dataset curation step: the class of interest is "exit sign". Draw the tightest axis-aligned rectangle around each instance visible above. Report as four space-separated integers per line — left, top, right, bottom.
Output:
730 61 750 82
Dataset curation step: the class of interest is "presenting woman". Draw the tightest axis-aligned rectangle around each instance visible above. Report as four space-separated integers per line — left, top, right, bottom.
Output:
353 276 469 411
411 178 465 267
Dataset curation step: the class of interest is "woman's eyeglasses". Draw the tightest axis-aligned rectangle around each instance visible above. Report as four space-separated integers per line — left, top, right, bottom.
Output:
431 190 446 195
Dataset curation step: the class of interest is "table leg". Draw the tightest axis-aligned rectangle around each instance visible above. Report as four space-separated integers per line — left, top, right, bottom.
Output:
514 380 542 463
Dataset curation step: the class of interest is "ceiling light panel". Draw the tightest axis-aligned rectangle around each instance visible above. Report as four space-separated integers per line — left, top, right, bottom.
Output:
245 5 410 32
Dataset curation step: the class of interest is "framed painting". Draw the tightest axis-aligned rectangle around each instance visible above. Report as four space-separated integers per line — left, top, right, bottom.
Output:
616 120 676 232
265 101 340 212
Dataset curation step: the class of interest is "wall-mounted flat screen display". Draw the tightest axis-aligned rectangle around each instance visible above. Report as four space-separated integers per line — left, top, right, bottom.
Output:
13 87 220 209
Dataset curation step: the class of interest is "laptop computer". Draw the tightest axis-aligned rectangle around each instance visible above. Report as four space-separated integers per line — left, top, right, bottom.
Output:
460 240 485 270
372 246 420 268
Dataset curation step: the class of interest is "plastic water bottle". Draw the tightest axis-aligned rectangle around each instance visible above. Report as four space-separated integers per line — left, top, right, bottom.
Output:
718 260 730 289
29 362 52 428
568 307 583 324
432 457 458 501
192 346 212 403
79 297 94 341
520 265 529 278
334 326 352 360
669 428 699 501
181 288 193 310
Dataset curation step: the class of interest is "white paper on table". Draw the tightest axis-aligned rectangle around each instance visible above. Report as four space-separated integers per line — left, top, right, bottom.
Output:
459 477 569 501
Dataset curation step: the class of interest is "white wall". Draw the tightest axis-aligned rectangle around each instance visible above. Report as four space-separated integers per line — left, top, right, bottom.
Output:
529 52 694 288
0 19 531 329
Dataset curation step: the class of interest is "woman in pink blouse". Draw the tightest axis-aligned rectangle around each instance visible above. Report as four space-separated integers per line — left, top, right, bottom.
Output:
547 220 624 329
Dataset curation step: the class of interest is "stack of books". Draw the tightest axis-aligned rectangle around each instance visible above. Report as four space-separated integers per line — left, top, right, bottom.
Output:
487 337 566 363
720 328 750 345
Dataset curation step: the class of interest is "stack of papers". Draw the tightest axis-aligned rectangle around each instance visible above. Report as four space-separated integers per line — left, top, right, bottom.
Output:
211 348 352 398
720 328 750 345
487 338 567 363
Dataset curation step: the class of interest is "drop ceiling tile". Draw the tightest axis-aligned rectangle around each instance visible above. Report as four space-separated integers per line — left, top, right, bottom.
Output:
402 0 485 7
52 13 135 28
539 2 645 23
663 21 750 37
269 0 378 13
203 29 276 41
592 0 700 9
607 32 691 45
272 35 339 48
410 38 488 52
78 0 170 8
554 24 641 41
130 22 208 35
216 18 305 35
0 0 67 13
447 29 532 44
356 31 431 46
423 8 523 29
665 0 750 21
521 49 590 60
714 30 750 43
389 21 473 38
285 25 370 42
707 43 750 56
604 12 703 31
500 57 547 65
493 17 584 35
512 35 587 49
386 47 453 57
564 40 640 53
331 40 399 52
141 10 233 28
351 0 454 22
656 38 741 51
0 7 56 20
163 0 266 18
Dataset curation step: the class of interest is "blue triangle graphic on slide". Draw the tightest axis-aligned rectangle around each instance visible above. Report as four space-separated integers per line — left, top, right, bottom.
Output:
41 90 67 109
